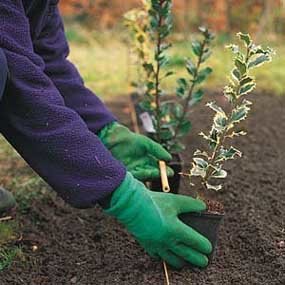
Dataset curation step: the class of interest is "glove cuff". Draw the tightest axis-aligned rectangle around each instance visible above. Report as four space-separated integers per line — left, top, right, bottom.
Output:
104 172 146 219
97 121 118 142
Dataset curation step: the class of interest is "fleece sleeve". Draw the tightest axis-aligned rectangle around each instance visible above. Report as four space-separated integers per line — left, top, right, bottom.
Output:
0 0 126 208
33 5 116 134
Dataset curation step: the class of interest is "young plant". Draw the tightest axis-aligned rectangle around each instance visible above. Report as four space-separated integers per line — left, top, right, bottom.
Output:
125 0 214 154
188 33 274 196
124 1 151 95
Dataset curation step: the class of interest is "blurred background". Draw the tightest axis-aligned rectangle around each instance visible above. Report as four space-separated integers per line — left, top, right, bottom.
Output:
58 0 285 98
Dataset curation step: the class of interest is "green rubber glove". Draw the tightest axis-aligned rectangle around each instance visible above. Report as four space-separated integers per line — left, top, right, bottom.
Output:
98 122 174 181
104 172 212 269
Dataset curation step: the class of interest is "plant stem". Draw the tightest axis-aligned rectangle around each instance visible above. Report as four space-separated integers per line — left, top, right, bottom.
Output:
172 39 207 142
153 0 168 143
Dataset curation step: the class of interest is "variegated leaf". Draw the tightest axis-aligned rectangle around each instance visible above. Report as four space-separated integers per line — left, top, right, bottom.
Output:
193 157 208 169
248 54 272 69
240 76 254 86
226 44 239 54
190 163 207 178
237 32 252 46
235 59 247 76
226 130 247 138
194 149 210 158
231 100 252 124
213 112 228 132
239 82 256 96
216 146 242 162
206 102 226 116
205 183 222 191
211 169 228 179
231 68 241 81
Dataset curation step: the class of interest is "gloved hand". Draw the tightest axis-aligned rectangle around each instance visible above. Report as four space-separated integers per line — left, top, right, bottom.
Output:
98 122 174 181
104 172 212 269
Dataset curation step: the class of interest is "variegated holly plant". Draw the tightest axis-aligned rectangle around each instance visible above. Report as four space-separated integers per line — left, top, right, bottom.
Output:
189 33 274 192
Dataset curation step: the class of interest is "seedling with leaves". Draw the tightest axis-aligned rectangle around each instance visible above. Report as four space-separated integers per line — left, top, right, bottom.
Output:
124 0 151 95
125 0 214 154
188 33 274 194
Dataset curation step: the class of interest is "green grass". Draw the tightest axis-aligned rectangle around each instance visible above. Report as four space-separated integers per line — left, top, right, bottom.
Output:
0 222 18 245
0 221 21 272
0 247 23 271
0 136 50 271
66 26 285 99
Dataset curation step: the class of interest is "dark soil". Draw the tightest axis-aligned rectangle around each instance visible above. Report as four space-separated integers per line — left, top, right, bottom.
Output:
1 92 285 285
205 200 225 214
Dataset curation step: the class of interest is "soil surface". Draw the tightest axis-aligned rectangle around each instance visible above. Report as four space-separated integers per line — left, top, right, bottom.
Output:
1 92 285 284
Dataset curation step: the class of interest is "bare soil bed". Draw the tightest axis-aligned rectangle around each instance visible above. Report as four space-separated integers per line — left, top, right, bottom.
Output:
0 92 285 285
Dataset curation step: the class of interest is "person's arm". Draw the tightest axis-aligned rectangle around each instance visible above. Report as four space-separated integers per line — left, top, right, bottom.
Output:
33 6 174 181
0 1 126 208
33 5 115 134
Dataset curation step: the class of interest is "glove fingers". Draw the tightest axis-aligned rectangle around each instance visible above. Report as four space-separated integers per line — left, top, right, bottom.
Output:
159 250 186 269
132 167 160 181
132 165 174 181
173 195 206 214
166 166 175 177
143 137 172 161
176 220 212 255
171 244 208 268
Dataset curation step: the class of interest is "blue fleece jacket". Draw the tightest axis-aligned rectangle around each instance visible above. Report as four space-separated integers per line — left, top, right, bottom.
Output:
0 0 126 208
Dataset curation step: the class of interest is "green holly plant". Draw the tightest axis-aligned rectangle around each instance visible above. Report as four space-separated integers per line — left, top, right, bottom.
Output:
187 33 274 194
125 0 214 154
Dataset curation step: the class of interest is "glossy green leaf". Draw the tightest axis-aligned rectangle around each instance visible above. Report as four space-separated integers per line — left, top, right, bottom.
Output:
201 50 212 63
170 142 185 153
143 63 154 75
173 103 183 118
160 129 173 140
196 67 213 84
189 89 204 107
164 71 174 78
177 120 192 137
186 59 197 76
192 40 202 57
177 78 188 88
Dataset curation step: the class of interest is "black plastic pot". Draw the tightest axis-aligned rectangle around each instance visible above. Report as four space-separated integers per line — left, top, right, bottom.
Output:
179 211 224 262
148 154 183 194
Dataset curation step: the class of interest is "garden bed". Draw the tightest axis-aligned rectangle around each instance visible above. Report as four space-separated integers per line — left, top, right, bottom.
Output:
0 92 284 285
